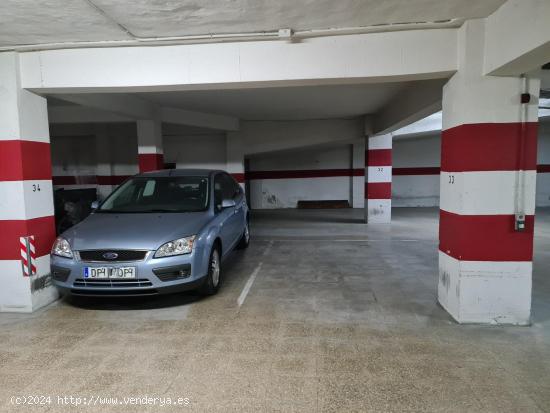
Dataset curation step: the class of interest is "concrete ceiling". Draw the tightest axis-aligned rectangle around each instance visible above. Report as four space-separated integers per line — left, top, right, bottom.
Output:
136 82 408 120
1 0 506 47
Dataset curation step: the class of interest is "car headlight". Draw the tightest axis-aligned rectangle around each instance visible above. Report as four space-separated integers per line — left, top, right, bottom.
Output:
51 237 73 258
154 236 196 258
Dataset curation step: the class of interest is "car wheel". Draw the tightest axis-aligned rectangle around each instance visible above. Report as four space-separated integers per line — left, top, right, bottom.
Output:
237 219 250 250
200 246 221 295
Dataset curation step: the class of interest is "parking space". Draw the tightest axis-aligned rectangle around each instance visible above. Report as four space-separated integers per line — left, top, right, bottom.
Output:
2 208 549 412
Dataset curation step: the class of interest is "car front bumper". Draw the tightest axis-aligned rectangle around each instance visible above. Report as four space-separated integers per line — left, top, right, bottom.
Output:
50 246 208 296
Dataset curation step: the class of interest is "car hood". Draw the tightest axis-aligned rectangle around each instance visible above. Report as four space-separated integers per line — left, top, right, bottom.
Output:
63 211 211 251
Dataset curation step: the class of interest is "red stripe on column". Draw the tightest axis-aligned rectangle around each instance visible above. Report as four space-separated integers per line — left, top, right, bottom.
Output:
366 182 391 199
0 140 52 181
441 123 538 172
537 165 550 173
231 173 245 183
439 210 534 262
0 216 56 260
138 154 164 173
367 149 392 167
393 167 441 175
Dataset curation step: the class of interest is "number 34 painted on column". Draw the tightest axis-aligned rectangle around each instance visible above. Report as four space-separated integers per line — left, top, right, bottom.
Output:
32 184 41 192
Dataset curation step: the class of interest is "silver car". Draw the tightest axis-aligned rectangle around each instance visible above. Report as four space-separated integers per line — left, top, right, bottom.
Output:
50 169 250 296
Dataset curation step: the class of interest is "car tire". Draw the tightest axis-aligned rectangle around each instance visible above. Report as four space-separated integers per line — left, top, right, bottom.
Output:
200 246 221 295
236 219 250 250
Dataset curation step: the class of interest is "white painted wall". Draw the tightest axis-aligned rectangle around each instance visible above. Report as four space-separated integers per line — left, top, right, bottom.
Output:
249 145 354 209
239 118 364 155
164 133 226 169
393 134 440 207
51 135 96 184
51 125 227 191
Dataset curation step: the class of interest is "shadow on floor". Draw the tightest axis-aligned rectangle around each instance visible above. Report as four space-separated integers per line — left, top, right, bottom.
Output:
64 291 201 311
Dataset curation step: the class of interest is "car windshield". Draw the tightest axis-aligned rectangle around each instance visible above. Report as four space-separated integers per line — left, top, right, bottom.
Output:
98 176 209 213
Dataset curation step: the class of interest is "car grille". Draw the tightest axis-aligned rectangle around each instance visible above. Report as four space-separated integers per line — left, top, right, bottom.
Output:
78 250 148 262
73 278 153 288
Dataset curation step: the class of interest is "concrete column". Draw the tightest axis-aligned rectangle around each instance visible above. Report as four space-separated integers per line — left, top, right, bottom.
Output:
0 53 58 312
95 126 114 200
226 132 245 189
137 119 163 172
352 140 365 208
438 20 540 324
366 134 392 223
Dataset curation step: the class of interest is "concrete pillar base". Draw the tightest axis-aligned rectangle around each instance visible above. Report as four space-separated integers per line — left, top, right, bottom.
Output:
367 199 392 223
438 252 531 325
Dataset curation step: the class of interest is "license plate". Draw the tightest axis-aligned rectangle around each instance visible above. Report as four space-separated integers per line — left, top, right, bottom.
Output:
83 267 136 279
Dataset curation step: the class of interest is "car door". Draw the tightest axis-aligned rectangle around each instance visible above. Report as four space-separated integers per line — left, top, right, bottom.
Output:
213 173 235 253
221 173 244 249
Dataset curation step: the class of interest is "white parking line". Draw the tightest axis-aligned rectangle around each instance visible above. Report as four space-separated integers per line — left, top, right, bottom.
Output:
237 263 263 307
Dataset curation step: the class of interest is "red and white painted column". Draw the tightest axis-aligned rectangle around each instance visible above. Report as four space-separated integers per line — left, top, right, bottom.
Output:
352 140 365 208
0 52 58 312
365 133 392 223
438 20 541 324
137 119 164 172
226 132 245 190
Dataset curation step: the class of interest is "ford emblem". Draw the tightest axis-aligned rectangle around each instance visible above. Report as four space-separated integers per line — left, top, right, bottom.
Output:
102 252 118 260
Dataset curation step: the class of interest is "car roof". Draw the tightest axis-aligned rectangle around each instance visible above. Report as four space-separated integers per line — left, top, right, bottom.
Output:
136 169 225 178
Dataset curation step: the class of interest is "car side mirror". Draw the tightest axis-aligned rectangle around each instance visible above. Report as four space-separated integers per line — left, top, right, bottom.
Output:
91 201 99 210
221 199 236 209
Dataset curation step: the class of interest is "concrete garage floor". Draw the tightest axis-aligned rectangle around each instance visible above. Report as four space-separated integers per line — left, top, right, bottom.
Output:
1 208 549 412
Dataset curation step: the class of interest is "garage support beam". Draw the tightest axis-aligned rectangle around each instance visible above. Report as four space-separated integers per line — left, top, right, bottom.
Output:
0 53 58 312
161 107 239 131
19 29 458 93
55 94 157 120
438 20 541 325
484 0 550 76
365 134 392 223
372 79 445 135
137 119 164 172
